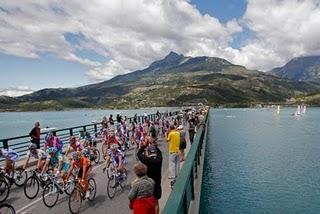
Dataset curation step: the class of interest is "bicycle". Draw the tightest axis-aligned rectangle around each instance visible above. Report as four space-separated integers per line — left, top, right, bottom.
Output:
68 177 96 214
42 174 75 208
89 146 100 164
0 203 15 214
24 168 53 199
106 166 127 199
0 167 27 202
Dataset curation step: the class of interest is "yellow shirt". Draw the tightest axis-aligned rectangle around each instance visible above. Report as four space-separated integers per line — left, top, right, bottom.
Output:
167 130 180 153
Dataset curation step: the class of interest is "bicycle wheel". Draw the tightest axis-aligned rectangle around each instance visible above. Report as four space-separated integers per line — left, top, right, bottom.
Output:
0 179 10 202
43 182 59 208
107 176 117 199
24 176 39 199
119 169 128 189
13 169 27 187
93 150 100 164
68 187 82 214
0 203 15 214
88 178 96 201
65 175 75 196
106 164 114 179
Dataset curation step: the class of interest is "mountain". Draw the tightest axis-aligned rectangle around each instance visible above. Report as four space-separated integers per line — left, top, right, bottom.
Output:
269 56 320 83
2 52 320 111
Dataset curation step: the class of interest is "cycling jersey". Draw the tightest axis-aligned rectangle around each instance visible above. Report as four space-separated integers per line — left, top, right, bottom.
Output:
26 149 47 160
68 142 82 151
71 157 91 169
107 149 125 165
0 149 19 162
46 152 63 167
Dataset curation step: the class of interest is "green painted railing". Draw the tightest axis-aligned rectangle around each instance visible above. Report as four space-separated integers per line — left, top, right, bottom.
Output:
162 110 209 214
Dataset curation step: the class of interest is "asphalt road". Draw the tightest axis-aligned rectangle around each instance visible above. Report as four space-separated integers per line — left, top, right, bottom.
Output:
7 137 170 214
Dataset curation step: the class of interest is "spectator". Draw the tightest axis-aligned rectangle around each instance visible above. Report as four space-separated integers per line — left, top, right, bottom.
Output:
177 125 186 161
137 137 162 214
134 113 138 124
128 163 156 214
29 122 41 149
166 124 180 180
109 114 114 126
188 120 196 144
101 116 108 129
149 122 157 141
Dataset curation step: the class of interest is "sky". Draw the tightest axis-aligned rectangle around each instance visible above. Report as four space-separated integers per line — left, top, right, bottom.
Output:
1 0 320 96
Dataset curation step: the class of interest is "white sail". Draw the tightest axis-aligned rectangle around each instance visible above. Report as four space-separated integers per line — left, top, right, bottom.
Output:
294 105 301 116
277 105 280 114
302 105 306 114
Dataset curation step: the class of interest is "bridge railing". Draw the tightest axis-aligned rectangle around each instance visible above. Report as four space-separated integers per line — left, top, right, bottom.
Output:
162 110 209 214
0 110 180 162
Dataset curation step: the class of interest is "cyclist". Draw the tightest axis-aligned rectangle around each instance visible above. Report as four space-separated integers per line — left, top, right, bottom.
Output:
41 147 68 177
65 151 92 198
103 144 125 174
44 132 63 154
65 136 82 156
0 148 19 177
22 143 47 171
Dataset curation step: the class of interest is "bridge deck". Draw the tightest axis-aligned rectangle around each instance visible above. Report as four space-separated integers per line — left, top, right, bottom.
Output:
8 133 191 214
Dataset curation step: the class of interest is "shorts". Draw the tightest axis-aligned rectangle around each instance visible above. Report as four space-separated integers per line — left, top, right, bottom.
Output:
78 165 91 178
61 162 70 173
89 140 97 147
179 141 187 150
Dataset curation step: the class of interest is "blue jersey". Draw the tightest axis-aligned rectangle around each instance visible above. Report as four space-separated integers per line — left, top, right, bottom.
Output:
107 149 125 165
0 149 19 162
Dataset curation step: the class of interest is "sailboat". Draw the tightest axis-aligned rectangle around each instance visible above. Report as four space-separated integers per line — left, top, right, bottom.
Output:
301 105 306 114
293 105 301 116
276 105 280 114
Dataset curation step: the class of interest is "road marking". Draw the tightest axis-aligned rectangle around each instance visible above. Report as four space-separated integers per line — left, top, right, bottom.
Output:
16 162 105 214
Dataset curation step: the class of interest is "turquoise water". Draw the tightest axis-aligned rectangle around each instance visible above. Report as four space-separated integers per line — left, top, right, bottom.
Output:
0 108 178 139
200 108 320 213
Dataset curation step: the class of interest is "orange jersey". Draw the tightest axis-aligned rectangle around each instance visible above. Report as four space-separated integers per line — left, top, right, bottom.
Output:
72 157 91 169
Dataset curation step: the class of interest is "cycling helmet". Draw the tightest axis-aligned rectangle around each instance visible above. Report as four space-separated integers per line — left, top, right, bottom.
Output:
69 136 76 144
82 148 90 157
71 152 80 161
28 143 37 150
110 143 118 150
45 132 53 142
47 147 57 154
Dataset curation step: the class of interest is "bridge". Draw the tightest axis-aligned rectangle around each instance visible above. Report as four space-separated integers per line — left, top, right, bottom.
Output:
0 109 209 214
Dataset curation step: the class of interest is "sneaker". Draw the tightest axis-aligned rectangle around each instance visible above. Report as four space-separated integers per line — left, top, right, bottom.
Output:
85 191 90 199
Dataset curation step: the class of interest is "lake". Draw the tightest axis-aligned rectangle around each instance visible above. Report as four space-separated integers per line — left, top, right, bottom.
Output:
200 108 320 213
0 107 178 139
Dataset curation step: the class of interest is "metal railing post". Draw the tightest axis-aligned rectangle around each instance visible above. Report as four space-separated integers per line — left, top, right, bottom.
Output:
69 128 73 136
94 124 97 133
2 140 9 149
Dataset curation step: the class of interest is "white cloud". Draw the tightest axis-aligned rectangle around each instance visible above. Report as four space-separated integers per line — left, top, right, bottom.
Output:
1 0 320 81
231 0 320 70
0 0 242 81
0 86 34 97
